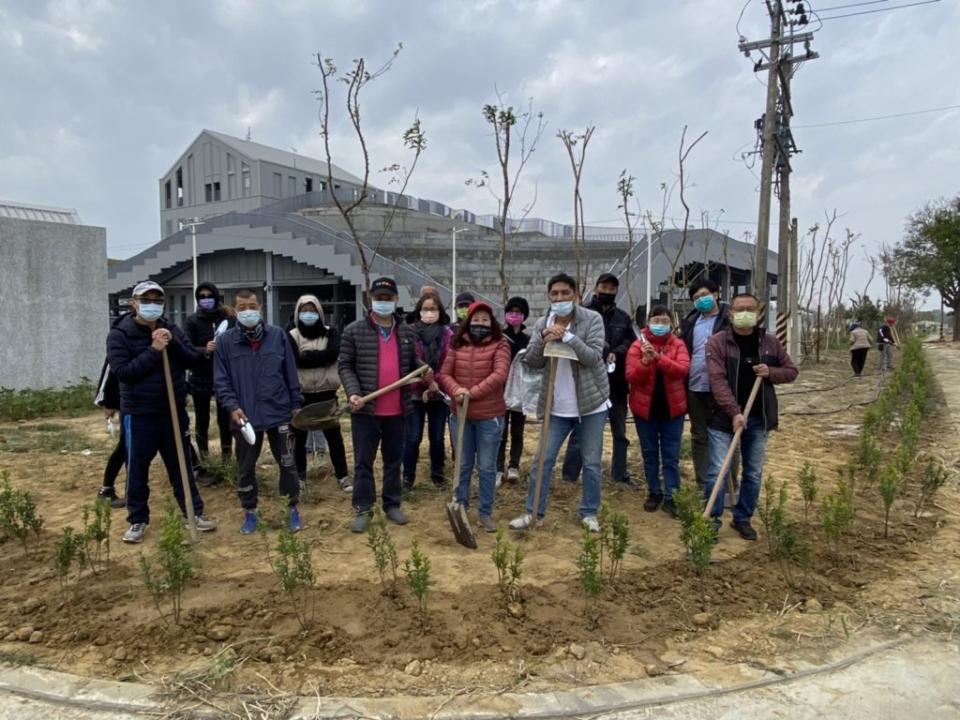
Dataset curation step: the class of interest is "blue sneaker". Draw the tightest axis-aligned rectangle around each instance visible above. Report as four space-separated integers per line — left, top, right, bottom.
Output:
240 510 258 535
288 507 303 533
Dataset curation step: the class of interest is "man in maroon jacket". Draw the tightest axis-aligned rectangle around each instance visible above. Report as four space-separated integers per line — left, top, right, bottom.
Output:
704 293 798 540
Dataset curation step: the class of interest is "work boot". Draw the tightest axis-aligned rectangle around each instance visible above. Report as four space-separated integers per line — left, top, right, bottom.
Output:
97 486 125 509
644 493 663 512
661 497 679 519
478 515 498 533
350 512 371 533
731 520 758 541
385 507 409 525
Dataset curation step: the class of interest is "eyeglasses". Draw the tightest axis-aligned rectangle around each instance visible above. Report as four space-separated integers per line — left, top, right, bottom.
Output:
138 298 164 305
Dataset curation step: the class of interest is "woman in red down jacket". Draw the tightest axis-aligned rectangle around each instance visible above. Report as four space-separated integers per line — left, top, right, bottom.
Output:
437 300 512 533
626 305 691 518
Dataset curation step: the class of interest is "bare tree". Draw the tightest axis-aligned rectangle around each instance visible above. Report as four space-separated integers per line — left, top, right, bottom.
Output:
558 126 595 295
617 170 637 316
314 46 427 301
468 95 546 305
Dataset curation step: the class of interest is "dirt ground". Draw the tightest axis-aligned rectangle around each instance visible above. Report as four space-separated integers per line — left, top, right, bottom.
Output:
0 347 958 700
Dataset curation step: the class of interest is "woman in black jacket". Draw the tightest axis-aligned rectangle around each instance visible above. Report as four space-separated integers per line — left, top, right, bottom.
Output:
497 296 531 483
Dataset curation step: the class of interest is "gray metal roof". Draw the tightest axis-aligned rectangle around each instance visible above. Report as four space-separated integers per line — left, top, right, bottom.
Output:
0 199 82 224
202 130 365 186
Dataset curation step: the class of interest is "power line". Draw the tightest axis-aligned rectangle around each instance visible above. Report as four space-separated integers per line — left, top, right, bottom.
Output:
814 0 888 11
794 103 960 128
817 0 941 20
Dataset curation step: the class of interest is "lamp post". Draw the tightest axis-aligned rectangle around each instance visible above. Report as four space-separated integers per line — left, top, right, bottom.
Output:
180 218 204 296
451 227 469 303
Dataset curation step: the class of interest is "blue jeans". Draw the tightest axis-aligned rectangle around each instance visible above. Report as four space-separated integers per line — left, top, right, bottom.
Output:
704 417 768 522
525 411 608 520
450 415 503 517
402 400 449 484
561 394 631 482
634 416 684 499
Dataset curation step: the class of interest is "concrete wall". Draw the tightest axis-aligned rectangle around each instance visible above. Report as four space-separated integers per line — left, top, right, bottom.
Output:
0 217 107 390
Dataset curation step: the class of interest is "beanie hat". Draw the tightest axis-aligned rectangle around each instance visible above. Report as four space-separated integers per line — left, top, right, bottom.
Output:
504 296 530 319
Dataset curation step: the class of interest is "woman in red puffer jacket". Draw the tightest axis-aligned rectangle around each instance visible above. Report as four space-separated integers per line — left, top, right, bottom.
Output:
437 301 512 533
626 305 691 518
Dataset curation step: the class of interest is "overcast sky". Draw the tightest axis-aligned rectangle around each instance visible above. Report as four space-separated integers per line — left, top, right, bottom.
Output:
2 0 957 305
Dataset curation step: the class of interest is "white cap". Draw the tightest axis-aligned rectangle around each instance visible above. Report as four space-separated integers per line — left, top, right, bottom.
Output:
132 280 164 297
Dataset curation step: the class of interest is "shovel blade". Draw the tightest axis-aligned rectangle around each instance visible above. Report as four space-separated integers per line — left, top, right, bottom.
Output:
446 501 477 550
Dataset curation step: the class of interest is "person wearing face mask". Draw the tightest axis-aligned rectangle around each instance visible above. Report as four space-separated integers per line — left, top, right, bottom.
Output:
182 282 236 469
509 273 610 533
451 291 476 331
288 294 352 493
562 273 637 486
625 306 690 518
403 292 453 490
498 296 531 483
214 289 304 535
704 293 798 541
437 301 512 533
339 277 429 533
679 279 731 490
106 281 216 544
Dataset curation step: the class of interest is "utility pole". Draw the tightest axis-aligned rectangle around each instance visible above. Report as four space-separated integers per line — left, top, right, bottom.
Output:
451 227 469 303
180 218 204 297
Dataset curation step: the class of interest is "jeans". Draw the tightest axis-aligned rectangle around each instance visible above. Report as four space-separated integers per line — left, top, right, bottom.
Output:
124 409 205 525
851 348 868 376
687 390 739 491
879 344 894 371
634 416 684 499
403 400 449 484
351 414 405 514
704 416 768 522
235 424 300 510
103 414 126 489
451 415 503 517
497 410 526 472
561 395 630 482
191 391 232 457
525 410 608 519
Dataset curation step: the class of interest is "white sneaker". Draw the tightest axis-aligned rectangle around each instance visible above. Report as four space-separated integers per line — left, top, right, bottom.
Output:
122 523 148 544
581 515 600 533
509 513 542 530
506 467 520 482
496 471 504 489
337 476 353 493
193 515 217 532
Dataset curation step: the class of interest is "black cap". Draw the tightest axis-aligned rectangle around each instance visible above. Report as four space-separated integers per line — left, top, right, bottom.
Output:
595 273 619 287
505 296 530 319
455 291 475 307
370 277 398 296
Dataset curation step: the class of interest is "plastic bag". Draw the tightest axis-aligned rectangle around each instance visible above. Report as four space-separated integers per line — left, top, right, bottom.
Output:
504 350 544 416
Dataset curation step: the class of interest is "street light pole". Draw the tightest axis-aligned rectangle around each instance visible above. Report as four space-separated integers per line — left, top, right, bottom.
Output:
451 227 468 303
181 218 204 297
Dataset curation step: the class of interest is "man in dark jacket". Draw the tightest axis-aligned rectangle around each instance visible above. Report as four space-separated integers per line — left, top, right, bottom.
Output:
877 316 898 371
339 277 426 533
182 281 235 463
561 273 636 485
498 296 531 483
679 278 731 489
704 293 798 541
106 281 215 544
214 288 304 535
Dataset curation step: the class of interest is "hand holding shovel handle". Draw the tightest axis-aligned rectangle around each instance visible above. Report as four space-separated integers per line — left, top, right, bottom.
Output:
529 356 559 531
354 365 430 407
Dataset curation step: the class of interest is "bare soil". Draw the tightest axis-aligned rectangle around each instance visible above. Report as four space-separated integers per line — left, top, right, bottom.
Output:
1 348 958 700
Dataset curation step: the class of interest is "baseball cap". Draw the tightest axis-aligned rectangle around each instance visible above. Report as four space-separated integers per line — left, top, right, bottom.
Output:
595 273 619 287
455 291 476 307
132 280 164 297
370 277 399 297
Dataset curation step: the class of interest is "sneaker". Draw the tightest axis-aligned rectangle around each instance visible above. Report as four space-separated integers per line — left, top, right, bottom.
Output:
384 507 409 525
661 498 679 519
122 523 147 544
288 507 303 533
506 467 520 482
478 515 498 533
495 471 504 489
192 515 217 532
337 476 353 493
581 515 600 533
97 486 125 509
731 520 758 541
240 511 258 535
644 493 663 512
350 512 371 533
509 513 543 530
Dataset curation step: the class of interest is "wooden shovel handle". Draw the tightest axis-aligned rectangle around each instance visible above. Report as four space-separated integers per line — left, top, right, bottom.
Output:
359 364 429 404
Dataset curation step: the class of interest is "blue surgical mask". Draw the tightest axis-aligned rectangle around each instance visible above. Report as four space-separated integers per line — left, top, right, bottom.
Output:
299 311 320 327
138 303 163 322
551 301 574 317
237 310 261 328
694 295 716 313
372 300 396 317
649 324 671 337
198 298 217 311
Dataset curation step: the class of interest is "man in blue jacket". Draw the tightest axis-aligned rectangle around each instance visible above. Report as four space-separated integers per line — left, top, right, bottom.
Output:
106 281 216 544
214 288 304 534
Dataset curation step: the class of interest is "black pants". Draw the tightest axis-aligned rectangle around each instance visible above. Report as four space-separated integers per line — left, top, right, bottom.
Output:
851 348 869 376
403 399 449 484
103 415 126 489
497 410 526 472
293 392 349 480
351 413 404 514
192 391 232 457
235 424 300 510
562 394 631 482
124 409 204 525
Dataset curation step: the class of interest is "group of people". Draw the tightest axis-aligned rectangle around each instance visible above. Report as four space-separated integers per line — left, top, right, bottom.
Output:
98 268 800 545
848 315 899 376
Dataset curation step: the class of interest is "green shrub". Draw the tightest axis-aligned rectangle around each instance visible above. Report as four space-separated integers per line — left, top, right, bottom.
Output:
575 528 603 627
797 462 818 521
0 381 95 421
139 503 195 625
491 526 523 601
820 478 855 556
674 484 714 577
0 472 44 554
366 507 399 596
265 505 316 631
878 465 900 538
54 527 82 592
758 478 809 588
405 540 432 628
80 501 111 571
916 459 949 518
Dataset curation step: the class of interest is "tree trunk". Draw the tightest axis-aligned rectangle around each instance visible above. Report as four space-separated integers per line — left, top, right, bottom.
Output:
953 302 960 342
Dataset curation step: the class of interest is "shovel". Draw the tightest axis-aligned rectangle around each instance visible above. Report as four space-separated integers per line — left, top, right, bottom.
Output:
446 394 477 549
703 376 762 518
162 348 198 543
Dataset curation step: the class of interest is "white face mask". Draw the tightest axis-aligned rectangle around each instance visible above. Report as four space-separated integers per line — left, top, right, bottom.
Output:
420 310 440 325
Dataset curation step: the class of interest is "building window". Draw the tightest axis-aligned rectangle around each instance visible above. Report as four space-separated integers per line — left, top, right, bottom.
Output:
213 181 221 201
273 172 282 197
288 176 297 197
226 153 235 173
241 163 251 197
204 183 212 202
305 177 313 193
187 154 195 204
176 167 184 207
227 174 236 199
164 180 172 209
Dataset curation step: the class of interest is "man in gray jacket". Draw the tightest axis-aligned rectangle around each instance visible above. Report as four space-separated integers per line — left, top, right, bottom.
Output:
510 273 610 532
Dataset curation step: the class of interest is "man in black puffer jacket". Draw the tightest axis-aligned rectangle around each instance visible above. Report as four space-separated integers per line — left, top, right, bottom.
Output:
182 281 235 462
106 281 216 544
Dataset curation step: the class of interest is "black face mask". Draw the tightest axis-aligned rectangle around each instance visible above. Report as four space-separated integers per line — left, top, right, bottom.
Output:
469 325 491 341
597 292 617 307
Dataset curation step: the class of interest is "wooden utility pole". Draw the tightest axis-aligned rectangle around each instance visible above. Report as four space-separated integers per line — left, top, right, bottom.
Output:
789 217 801 359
